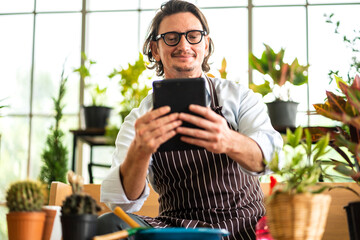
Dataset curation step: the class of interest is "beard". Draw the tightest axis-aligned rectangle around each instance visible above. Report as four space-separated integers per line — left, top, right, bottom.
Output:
174 65 196 72
171 49 197 73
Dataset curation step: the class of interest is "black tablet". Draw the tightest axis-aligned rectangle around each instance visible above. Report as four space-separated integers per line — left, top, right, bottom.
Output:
152 78 206 152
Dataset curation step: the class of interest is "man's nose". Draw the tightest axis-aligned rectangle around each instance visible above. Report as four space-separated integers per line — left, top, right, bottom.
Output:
177 34 191 48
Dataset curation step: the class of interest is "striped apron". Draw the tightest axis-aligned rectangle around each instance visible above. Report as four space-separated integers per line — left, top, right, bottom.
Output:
140 77 265 240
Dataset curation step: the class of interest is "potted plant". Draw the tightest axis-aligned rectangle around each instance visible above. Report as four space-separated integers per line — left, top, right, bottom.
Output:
74 52 112 129
249 44 309 131
39 69 68 192
265 127 332 240
314 74 360 240
6 180 46 240
61 171 101 240
106 53 151 144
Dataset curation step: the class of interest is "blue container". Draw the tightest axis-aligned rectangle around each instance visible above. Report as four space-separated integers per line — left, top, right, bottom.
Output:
134 228 229 240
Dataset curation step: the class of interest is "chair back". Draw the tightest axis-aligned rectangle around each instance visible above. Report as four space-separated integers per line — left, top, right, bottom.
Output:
49 181 111 216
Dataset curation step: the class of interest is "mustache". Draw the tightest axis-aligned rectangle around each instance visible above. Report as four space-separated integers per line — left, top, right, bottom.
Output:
171 50 196 57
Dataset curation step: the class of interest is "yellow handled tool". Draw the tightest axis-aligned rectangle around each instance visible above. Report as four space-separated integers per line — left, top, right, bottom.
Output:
114 206 141 228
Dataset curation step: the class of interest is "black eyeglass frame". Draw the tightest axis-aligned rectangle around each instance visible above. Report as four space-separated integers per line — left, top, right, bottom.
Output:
154 30 207 46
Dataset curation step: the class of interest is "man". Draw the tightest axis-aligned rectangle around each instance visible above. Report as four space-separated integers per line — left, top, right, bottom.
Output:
99 1 283 239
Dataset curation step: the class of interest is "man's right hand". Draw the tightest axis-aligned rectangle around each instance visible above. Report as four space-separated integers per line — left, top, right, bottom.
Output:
120 106 182 200
133 106 182 155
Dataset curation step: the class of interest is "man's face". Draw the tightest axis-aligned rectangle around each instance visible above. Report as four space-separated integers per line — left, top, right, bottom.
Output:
151 12 209 79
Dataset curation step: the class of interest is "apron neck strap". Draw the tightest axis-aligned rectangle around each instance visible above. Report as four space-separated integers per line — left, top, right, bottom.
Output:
205 75 222 115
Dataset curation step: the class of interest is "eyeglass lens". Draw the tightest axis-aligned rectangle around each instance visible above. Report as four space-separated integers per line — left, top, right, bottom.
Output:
164 31 203 46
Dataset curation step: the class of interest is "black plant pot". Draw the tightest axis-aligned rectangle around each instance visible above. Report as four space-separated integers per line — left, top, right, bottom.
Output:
344 201 360 240
61 214 97 240
83 106 112 129
266 100 299 133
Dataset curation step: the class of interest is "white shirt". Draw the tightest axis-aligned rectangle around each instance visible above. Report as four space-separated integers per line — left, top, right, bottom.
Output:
101 77 283 212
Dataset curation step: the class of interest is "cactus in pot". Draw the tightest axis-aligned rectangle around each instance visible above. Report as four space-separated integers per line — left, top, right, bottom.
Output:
61 171 101 215
61 171 101 240
6 180 45 212
6 180 46 240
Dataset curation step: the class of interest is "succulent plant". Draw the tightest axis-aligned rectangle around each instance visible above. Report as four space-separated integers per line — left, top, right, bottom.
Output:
61 171 101 215
6 180 45 212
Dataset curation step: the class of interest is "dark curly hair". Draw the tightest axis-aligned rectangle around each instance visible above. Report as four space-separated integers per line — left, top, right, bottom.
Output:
142 0 214 77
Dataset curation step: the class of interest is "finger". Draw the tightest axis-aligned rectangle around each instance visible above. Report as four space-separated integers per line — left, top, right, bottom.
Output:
140 106 171 124
155 129 178 146
188 104 220 122
138 112 180 136
176 126 212 140
180 136 209 148
146 120 182 140
180 136 222 153
178 112 218 131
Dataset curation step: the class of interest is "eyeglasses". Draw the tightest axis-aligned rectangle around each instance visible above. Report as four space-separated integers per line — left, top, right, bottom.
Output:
154 30 207 46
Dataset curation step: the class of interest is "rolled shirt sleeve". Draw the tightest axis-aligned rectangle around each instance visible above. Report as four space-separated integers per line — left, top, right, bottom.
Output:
100 165 150 212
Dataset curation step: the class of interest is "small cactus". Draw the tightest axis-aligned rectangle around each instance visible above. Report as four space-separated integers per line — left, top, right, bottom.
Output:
6 180 45 212
61 171 101 215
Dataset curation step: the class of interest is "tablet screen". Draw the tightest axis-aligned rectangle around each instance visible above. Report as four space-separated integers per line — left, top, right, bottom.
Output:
152 78 206 151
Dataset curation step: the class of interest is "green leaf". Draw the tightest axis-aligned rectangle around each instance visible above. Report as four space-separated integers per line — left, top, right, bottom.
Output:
287 126 303 148
334 163 356 177
269 152 280 172
249 81 271 97
313 133 330 161
304 129 313 156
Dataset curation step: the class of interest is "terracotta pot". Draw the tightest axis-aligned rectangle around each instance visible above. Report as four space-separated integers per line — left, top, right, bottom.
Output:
7 211 46 240
42 207 58 240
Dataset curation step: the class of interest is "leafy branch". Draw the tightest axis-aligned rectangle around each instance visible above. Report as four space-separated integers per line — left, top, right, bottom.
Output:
324 13 360 85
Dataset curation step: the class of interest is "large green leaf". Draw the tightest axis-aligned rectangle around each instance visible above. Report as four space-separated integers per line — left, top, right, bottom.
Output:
249 81 271 96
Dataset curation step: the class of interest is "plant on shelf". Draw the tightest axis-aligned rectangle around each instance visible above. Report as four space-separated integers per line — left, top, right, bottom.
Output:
265 126 332 240
106 53 151 144
324 13 360 85
6 180 46 240
74 52 112 129
108 52 151 123
61 171 101 240
39 69 68 192
249 44 309 130
313 74 360 240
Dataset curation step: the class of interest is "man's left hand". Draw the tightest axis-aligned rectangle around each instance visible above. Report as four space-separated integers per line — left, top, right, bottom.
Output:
176 104 234 154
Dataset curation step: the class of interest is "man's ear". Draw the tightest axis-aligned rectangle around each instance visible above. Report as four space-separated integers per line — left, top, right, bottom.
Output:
204 35 210 57
150 41 161 62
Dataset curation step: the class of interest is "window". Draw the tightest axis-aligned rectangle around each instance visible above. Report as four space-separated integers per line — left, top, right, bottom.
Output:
1 1 360 238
